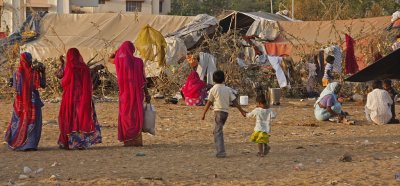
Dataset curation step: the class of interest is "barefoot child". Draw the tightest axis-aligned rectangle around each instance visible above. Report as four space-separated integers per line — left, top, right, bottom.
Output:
246 94 276 157
201 70 246 158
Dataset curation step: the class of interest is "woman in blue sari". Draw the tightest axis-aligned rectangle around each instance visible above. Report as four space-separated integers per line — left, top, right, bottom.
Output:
314 82 344 121
4 52 46 151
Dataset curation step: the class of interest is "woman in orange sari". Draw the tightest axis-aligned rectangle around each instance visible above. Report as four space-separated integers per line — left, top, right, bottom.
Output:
113 41 151 146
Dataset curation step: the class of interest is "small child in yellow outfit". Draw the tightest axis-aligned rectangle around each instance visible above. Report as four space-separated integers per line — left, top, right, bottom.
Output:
246 94 276 157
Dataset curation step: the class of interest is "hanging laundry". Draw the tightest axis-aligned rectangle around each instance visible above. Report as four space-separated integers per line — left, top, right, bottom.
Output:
267 56 288 88
345 34 358 74
318 50 325 79
197 52 217 84
307 62 317 78
313 55 321 78
237 52 248 68
391 11 400 22
392 41 400 51
324 45 342 73
392 35 400 51
306 61 317 96
265 42 293 56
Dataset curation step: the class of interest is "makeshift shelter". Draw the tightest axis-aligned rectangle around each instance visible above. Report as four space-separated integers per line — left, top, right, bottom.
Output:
0 11 48 65
218 11 297 89
345 48 400 82
219 11 294 34
23 13 194 60
166 14 218 49
218 11 296 64
21 13 195 76
21 13 223 77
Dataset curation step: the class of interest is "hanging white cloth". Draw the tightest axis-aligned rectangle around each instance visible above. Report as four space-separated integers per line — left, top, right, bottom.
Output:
391 11 400 22
197 52 217 84
324 45 342 73
268 56 288 88
307 62 317 78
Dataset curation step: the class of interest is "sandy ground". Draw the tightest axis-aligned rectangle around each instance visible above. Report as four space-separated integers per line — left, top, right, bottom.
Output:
0 98 400 186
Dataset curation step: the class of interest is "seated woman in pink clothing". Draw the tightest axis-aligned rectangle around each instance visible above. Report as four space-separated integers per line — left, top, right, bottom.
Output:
181 71 208 106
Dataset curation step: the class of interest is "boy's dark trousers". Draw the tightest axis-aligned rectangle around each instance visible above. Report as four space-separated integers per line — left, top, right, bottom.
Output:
214 111 228 157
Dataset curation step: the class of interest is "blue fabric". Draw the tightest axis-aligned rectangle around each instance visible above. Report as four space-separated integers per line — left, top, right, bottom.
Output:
23 52 32 62
7 93 43 150
58 100 102 150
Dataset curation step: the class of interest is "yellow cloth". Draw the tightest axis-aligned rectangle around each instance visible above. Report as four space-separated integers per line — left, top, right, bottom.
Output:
322 78 330 87
250 131 269 144
135 25 167 66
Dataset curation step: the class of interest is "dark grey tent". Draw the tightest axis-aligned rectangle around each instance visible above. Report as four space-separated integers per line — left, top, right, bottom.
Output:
345 48 400 82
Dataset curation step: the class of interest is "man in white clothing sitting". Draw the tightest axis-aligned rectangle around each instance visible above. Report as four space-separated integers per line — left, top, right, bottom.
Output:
365 80 393 125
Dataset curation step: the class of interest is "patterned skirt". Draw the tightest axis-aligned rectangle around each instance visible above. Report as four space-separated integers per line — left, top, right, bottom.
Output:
250 131 269 144
59 102 102 150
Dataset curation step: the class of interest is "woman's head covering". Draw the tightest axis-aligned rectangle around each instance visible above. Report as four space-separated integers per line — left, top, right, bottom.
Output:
66 48 86 68
19 52 33 74
117 41 135 58
315 82 340 106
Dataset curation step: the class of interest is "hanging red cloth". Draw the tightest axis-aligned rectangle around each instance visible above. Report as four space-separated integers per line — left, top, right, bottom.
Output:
114 41 146 142
345 34 359 74
58 48 94 148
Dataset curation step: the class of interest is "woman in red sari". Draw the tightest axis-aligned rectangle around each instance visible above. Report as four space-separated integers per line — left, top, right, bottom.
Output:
181 71 207 106
57 48 102 149
4 52 46 151
113 41 150 146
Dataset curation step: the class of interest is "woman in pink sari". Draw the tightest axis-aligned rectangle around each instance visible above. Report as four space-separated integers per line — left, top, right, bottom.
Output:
182 71 207 106
113 41 150 146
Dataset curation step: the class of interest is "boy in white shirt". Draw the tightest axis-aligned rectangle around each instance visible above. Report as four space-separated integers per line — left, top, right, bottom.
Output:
201 70 246 158
246 94 276 157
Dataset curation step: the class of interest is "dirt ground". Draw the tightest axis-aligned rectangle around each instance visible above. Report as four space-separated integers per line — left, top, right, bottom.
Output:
0 98 400 186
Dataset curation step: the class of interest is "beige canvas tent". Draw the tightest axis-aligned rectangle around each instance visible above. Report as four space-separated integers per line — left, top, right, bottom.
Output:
24 13 194 60
277 16 391 53
22 13 195 75
278 16 390 45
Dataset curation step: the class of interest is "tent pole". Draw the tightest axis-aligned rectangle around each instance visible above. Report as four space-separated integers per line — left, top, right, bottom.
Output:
291 0 294 19
228 13 234 33
270 0 273 13
234 12 237 42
